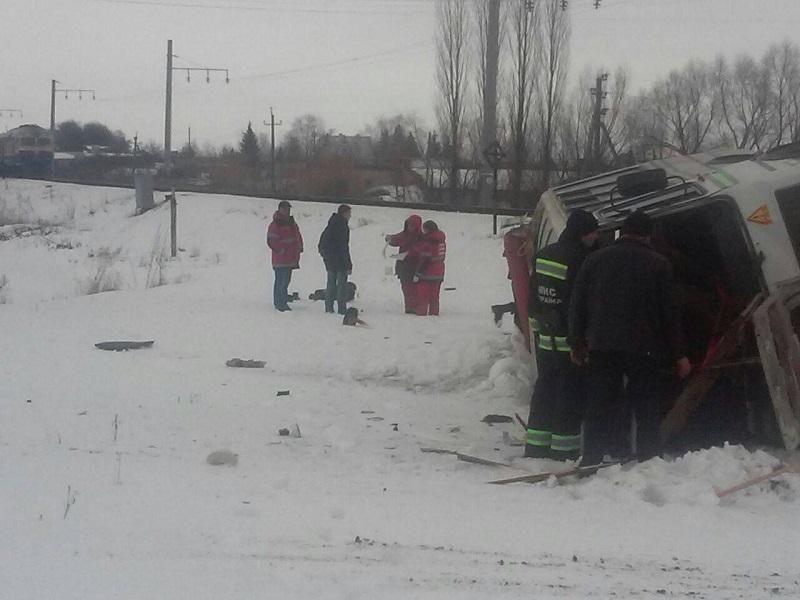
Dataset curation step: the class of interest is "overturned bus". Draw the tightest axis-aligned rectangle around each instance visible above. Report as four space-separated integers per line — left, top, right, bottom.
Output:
530 144 800 452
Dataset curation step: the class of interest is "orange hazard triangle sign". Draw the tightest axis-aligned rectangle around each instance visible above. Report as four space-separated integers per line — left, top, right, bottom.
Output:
748 205 773 225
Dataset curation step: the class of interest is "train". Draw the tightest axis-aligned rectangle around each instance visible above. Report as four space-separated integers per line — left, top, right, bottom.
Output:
0 124 54 176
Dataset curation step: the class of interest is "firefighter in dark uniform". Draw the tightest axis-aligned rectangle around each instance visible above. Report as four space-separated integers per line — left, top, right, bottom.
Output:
568 210 692 466
525 209 600 460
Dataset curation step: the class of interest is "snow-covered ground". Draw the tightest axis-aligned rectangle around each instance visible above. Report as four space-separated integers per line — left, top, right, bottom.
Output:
1 179 798 599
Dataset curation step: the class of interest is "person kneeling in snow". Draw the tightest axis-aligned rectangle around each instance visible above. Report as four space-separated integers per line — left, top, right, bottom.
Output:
266 200 303 312
385 214 422 314
411 220 446 317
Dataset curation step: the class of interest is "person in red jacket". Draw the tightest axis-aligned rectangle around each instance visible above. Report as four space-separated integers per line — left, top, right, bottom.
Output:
385 214 423 314
503 223 533 351
412 220 446 316
266 200 303 312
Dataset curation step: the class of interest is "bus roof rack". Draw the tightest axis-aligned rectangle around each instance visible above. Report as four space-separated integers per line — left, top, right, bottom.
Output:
760 142 800 161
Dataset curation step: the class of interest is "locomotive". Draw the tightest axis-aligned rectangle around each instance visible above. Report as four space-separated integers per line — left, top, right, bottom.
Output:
0 124 54 176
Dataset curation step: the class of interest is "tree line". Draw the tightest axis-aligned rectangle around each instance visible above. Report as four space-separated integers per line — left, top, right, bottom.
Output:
434 0 800 207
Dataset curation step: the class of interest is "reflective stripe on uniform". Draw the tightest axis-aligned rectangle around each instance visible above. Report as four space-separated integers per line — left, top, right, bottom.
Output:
551 434 582 452
535 258 568 281
538 335 571 352
526 428 552 447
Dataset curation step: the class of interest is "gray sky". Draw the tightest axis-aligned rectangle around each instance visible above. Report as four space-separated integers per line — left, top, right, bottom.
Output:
3 0 800 148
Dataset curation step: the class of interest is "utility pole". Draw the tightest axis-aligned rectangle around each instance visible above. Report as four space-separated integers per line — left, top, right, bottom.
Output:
264 107 282 194
588 73 608 175
164 40 174 173
164 39 229 174
49 80 96 177
478 0 501 207
162 40 229 258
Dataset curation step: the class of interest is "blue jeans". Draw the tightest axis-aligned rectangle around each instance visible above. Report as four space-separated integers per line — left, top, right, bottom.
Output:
273 267 293 309
325 270 349 314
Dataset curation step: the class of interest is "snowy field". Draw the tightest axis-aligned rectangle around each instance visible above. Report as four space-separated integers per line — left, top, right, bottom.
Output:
1 179 799 599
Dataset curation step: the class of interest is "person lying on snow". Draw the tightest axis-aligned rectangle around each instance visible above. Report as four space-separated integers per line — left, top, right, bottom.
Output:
385 214 423 314
410 220 446 317
266 200 303 312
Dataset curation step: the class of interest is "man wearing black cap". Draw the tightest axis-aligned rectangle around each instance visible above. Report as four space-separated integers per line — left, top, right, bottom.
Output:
525 209 600 460
569 210 692 465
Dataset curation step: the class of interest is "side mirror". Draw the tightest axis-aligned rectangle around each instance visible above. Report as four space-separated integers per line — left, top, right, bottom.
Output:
617 168 668 198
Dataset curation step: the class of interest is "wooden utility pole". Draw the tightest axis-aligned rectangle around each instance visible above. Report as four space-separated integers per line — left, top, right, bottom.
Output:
164 39 174 173
169 192 177 258
265 107 282 194
588 73 608 175
164 39 229 175
479 0 501 207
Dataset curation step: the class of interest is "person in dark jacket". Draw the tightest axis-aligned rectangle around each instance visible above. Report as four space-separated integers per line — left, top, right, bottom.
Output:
266 200 303 312
524 209 599 460
385 214 423 314
569 210 692 465
318 204 353 315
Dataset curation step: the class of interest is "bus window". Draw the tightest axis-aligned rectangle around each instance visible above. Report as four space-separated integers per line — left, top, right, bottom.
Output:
776 185 800 267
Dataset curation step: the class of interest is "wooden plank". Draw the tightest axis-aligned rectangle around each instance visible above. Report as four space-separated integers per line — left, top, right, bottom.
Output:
488 462 617 485
770 301 800 418
715 464 795 498
753 300 800 451
456 453 517 469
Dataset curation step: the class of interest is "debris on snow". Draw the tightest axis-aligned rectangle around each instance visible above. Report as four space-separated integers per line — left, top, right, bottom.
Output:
206 450 239 466
482 414 514 424
226 358 266 368
95 340 155 351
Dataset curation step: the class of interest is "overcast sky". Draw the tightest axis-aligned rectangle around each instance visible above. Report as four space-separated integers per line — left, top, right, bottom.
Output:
3 0 800 149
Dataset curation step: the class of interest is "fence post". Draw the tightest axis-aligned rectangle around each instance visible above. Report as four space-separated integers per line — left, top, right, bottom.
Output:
493 213 498 235
169 190 177 258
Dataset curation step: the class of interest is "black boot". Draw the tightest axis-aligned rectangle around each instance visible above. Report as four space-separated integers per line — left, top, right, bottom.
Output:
524 444 551 459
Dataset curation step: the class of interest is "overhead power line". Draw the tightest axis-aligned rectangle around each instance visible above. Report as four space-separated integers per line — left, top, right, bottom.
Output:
95 38 432 105
90 0 424 16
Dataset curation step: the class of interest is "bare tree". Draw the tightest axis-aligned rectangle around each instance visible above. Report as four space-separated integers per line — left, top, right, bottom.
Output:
716 55 771 151
470 2 503 170
285 114 326 161
505 0 540 207
555 67 593 179
600 67 630 163
763 41 800 147
652 61 717 155
473 0 490 137
623 91 668 162
537 0 570 189
436 0 471 204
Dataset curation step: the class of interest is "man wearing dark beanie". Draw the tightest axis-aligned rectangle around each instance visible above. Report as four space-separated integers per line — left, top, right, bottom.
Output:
525 209 600 461
568 210 692 465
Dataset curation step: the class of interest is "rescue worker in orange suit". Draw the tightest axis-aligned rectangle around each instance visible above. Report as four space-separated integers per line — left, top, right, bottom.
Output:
525 210 600 460
502 222 534 351
385 215 423 314
411 220 446 316
569 211 692 466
